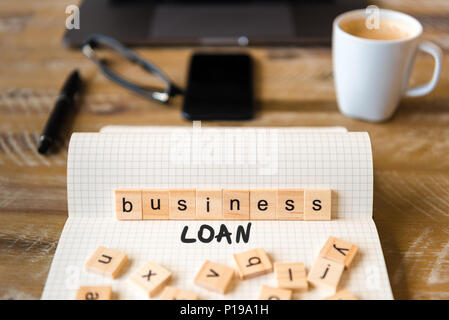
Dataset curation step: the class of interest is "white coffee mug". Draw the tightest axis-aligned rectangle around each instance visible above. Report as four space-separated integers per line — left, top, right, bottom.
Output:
333 9 442 122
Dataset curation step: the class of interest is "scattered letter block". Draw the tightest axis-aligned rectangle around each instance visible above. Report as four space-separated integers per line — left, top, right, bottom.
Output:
276 190 304 220
223 190 250 220
307 256 344 292
160 286 199 300
319 236 358 268
274 262 308 291
115 190 142 220
75 286 112 300
169 189 196 220
258 285 292 300
85 246 128 279
250 190 277 220
194 260 234 294
304 189 332 220
142 190 169 220
196 190 223 220
324 289 358 300
130 261 172 298
233 248 273 280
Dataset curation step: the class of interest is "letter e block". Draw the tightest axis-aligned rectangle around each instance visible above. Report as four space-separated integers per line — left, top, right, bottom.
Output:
274 262 308 291
115 190 142 220
130 261 172 298
233 248 273 280
142 190 169 220
223 190 250 220
85 246 128 279
250 190 277 220
258 286 292 300
304 189 332 220
194 260 234 294
307 256 344 292
319 236 358 268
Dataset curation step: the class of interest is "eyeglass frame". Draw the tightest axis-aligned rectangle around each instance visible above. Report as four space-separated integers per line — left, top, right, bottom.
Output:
82 34 182 104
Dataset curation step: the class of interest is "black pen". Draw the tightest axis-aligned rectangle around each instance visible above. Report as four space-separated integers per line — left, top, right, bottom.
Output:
38 70 82 154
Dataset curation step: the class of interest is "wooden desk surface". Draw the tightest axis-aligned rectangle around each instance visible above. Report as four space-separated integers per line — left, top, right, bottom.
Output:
1 0 448 300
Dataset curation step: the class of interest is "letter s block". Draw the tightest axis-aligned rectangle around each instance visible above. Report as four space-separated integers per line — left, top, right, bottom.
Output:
115 189 142 220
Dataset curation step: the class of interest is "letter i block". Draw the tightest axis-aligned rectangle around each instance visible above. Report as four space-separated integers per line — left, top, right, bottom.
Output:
304 189 332 220
258 285 292 300
115 190 142 220
194 260 234 294
274 262 308 291
130 261 172 298
142 190 169 220
85 246 128 279
319 236 358 268
307 256 344 292
160 286 199 300
233 248 273 280
75 286 113 300
196 190 223 220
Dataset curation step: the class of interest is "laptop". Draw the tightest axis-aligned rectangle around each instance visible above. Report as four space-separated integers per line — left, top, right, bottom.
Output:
64 0 364 47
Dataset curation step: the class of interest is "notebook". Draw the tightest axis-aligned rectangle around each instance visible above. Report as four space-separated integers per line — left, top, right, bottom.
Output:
41 126 393 300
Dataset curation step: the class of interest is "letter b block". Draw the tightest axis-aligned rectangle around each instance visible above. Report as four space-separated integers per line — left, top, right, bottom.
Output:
115 190 142 220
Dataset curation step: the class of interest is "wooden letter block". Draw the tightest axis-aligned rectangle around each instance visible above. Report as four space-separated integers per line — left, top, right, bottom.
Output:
223 190 250 220
274 262 308 291
250 190 277 220
307 256 344 292
142 190 169 220
258 286 292 300
324 289 358 300
194 260 234 294
160 286 199 300
115 190 142 220
196 190 223 220
85 246 128 279
169 189 196 220
233 248 273 280
304 189 332 221
319 236 358 268
130 261 172 298
276 190 304 220
75 286 112 300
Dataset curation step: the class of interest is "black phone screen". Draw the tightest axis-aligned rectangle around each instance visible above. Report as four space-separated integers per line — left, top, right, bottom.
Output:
182 53 254 120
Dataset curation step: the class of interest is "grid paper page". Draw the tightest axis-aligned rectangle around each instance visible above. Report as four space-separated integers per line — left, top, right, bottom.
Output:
42 128 392 299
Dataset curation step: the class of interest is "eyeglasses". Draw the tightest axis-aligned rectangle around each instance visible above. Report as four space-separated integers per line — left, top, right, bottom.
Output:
82 34 183 103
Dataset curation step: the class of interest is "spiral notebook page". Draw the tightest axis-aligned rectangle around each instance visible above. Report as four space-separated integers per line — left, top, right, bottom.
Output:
42 128 393 300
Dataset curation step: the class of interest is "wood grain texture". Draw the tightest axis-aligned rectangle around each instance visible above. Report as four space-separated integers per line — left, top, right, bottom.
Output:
0 0 449 299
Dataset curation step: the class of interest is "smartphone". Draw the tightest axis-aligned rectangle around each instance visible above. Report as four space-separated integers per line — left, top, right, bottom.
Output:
182 53 254 120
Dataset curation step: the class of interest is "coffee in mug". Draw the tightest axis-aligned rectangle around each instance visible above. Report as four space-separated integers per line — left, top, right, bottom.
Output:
333 9 442 122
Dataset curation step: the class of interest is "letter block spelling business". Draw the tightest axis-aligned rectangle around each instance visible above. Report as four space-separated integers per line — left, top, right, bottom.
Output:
115 189 333 221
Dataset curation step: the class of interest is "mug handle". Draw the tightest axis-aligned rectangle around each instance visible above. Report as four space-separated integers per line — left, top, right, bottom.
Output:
405 41 443 97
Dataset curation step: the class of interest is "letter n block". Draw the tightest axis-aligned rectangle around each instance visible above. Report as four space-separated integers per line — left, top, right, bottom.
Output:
115 189 142 220
233 248 273 280
85 246 128 279
223 190 250 220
